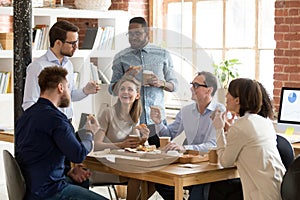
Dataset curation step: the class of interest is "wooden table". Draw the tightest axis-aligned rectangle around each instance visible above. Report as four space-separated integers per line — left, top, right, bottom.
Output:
0 131 14 143
84 156 239 200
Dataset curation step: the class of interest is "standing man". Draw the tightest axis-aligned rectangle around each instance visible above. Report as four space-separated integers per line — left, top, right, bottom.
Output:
22 20 100 188
109 17 178 126
15 66 107 200
150 71 225 200
23 20 100 119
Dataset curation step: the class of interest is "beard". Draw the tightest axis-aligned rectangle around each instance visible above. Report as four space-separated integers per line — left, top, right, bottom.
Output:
58 93 70 108
60 48 75 57
129 37 148 49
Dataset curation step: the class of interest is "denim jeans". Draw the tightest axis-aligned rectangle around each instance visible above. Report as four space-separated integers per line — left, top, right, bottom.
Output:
45 184 108 200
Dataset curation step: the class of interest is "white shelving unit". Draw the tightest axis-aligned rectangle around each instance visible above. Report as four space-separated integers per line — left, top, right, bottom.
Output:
0 7 130 129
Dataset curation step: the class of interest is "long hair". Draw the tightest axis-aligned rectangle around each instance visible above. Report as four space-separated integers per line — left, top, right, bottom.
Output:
228 78 262 117
114 76 142 124
257 82 274 119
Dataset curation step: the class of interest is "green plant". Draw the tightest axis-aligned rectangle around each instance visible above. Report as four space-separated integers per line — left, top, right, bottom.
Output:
213 59 241 89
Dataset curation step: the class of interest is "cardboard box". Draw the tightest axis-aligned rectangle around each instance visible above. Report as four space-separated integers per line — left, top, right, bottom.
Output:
0 33 13 50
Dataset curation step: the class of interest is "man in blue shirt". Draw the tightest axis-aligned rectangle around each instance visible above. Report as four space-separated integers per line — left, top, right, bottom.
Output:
150 71 225 200
109 17 178 125
15 66 107 200
22 20 100 189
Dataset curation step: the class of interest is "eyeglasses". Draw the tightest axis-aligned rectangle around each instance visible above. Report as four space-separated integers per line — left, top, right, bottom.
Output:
126 31 145 37
190 82 208 89
64 40 78 47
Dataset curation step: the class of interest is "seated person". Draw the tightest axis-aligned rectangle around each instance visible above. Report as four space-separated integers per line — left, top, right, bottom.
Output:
212 78 285 200
150 71 225 200
15 66 107 200
93 76 155 200
207 81 280 200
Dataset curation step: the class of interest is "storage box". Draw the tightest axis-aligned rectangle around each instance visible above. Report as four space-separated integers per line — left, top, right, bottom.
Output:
0 33 13 50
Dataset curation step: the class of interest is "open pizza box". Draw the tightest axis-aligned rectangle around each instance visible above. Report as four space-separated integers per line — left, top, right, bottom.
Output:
90 149 179 168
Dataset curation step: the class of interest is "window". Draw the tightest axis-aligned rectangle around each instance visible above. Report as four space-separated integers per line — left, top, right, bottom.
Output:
152 0 275 100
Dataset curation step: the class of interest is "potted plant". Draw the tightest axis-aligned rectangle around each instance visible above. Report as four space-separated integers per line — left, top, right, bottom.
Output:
213 59 241 89
213 59 241 104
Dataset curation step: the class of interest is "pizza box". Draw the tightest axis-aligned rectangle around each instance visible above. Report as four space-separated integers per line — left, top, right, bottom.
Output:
90 149 179 168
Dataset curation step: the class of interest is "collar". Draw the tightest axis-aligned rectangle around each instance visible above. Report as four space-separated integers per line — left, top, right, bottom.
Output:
37 97 58 110
130 43 151 54
46 48 69 66
193 99 224 115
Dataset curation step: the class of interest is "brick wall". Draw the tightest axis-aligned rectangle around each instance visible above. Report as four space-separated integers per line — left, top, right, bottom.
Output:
0 0 12 32
0 0 149 47
274 0 300 111
61 0 149 46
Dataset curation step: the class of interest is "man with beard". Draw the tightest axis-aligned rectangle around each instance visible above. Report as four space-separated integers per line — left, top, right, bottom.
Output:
15 66 107 200
109 17 178 146
22 20 100 189
23 20 100 118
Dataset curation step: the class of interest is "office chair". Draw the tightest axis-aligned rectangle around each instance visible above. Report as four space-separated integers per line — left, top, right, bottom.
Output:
281 155 300 200
276 134 295 169
3 150 26 200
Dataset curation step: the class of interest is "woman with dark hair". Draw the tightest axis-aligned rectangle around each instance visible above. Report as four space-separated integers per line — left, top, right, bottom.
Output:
212 78 285 200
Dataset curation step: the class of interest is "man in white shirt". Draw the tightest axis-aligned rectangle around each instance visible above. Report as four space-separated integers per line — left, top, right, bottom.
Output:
22 20 100 120
150 71 225 200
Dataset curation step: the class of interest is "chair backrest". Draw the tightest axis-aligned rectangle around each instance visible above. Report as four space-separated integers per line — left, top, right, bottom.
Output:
276 134 295 169
281 155 300 200
3 150 26 200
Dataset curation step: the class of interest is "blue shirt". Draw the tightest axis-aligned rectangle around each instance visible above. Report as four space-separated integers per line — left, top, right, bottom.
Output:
22 49 87 119
155 101 225 152
109 44 178 124
15 98 92 200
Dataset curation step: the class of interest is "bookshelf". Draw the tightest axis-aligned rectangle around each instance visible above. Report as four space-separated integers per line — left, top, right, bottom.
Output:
0 6 130 128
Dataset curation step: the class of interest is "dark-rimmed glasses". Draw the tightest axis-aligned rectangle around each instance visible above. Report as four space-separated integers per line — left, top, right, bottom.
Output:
64 40 78 47
126 31 145 37
190 82 208 89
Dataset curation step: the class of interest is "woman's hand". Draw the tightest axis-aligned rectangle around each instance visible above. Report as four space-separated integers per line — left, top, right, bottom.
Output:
224 111 236 131
135 124 150 145
213 111 225 130
120 137 141 148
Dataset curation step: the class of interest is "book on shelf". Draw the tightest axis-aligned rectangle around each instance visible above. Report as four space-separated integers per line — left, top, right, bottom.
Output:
81 27 98 49
80 26 115 50
0 71 11 94
32 24 49 50
90 63 101 84
97 26 115 50
73 71 80 89
92 27 104 50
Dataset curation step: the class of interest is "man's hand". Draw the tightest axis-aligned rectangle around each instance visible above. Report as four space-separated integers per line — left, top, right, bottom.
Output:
84 115 100 134
150 106 162 124
163 142 184 151
125 66 142 77
67 164 91 183
83 81 101 95
147 74 161 88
